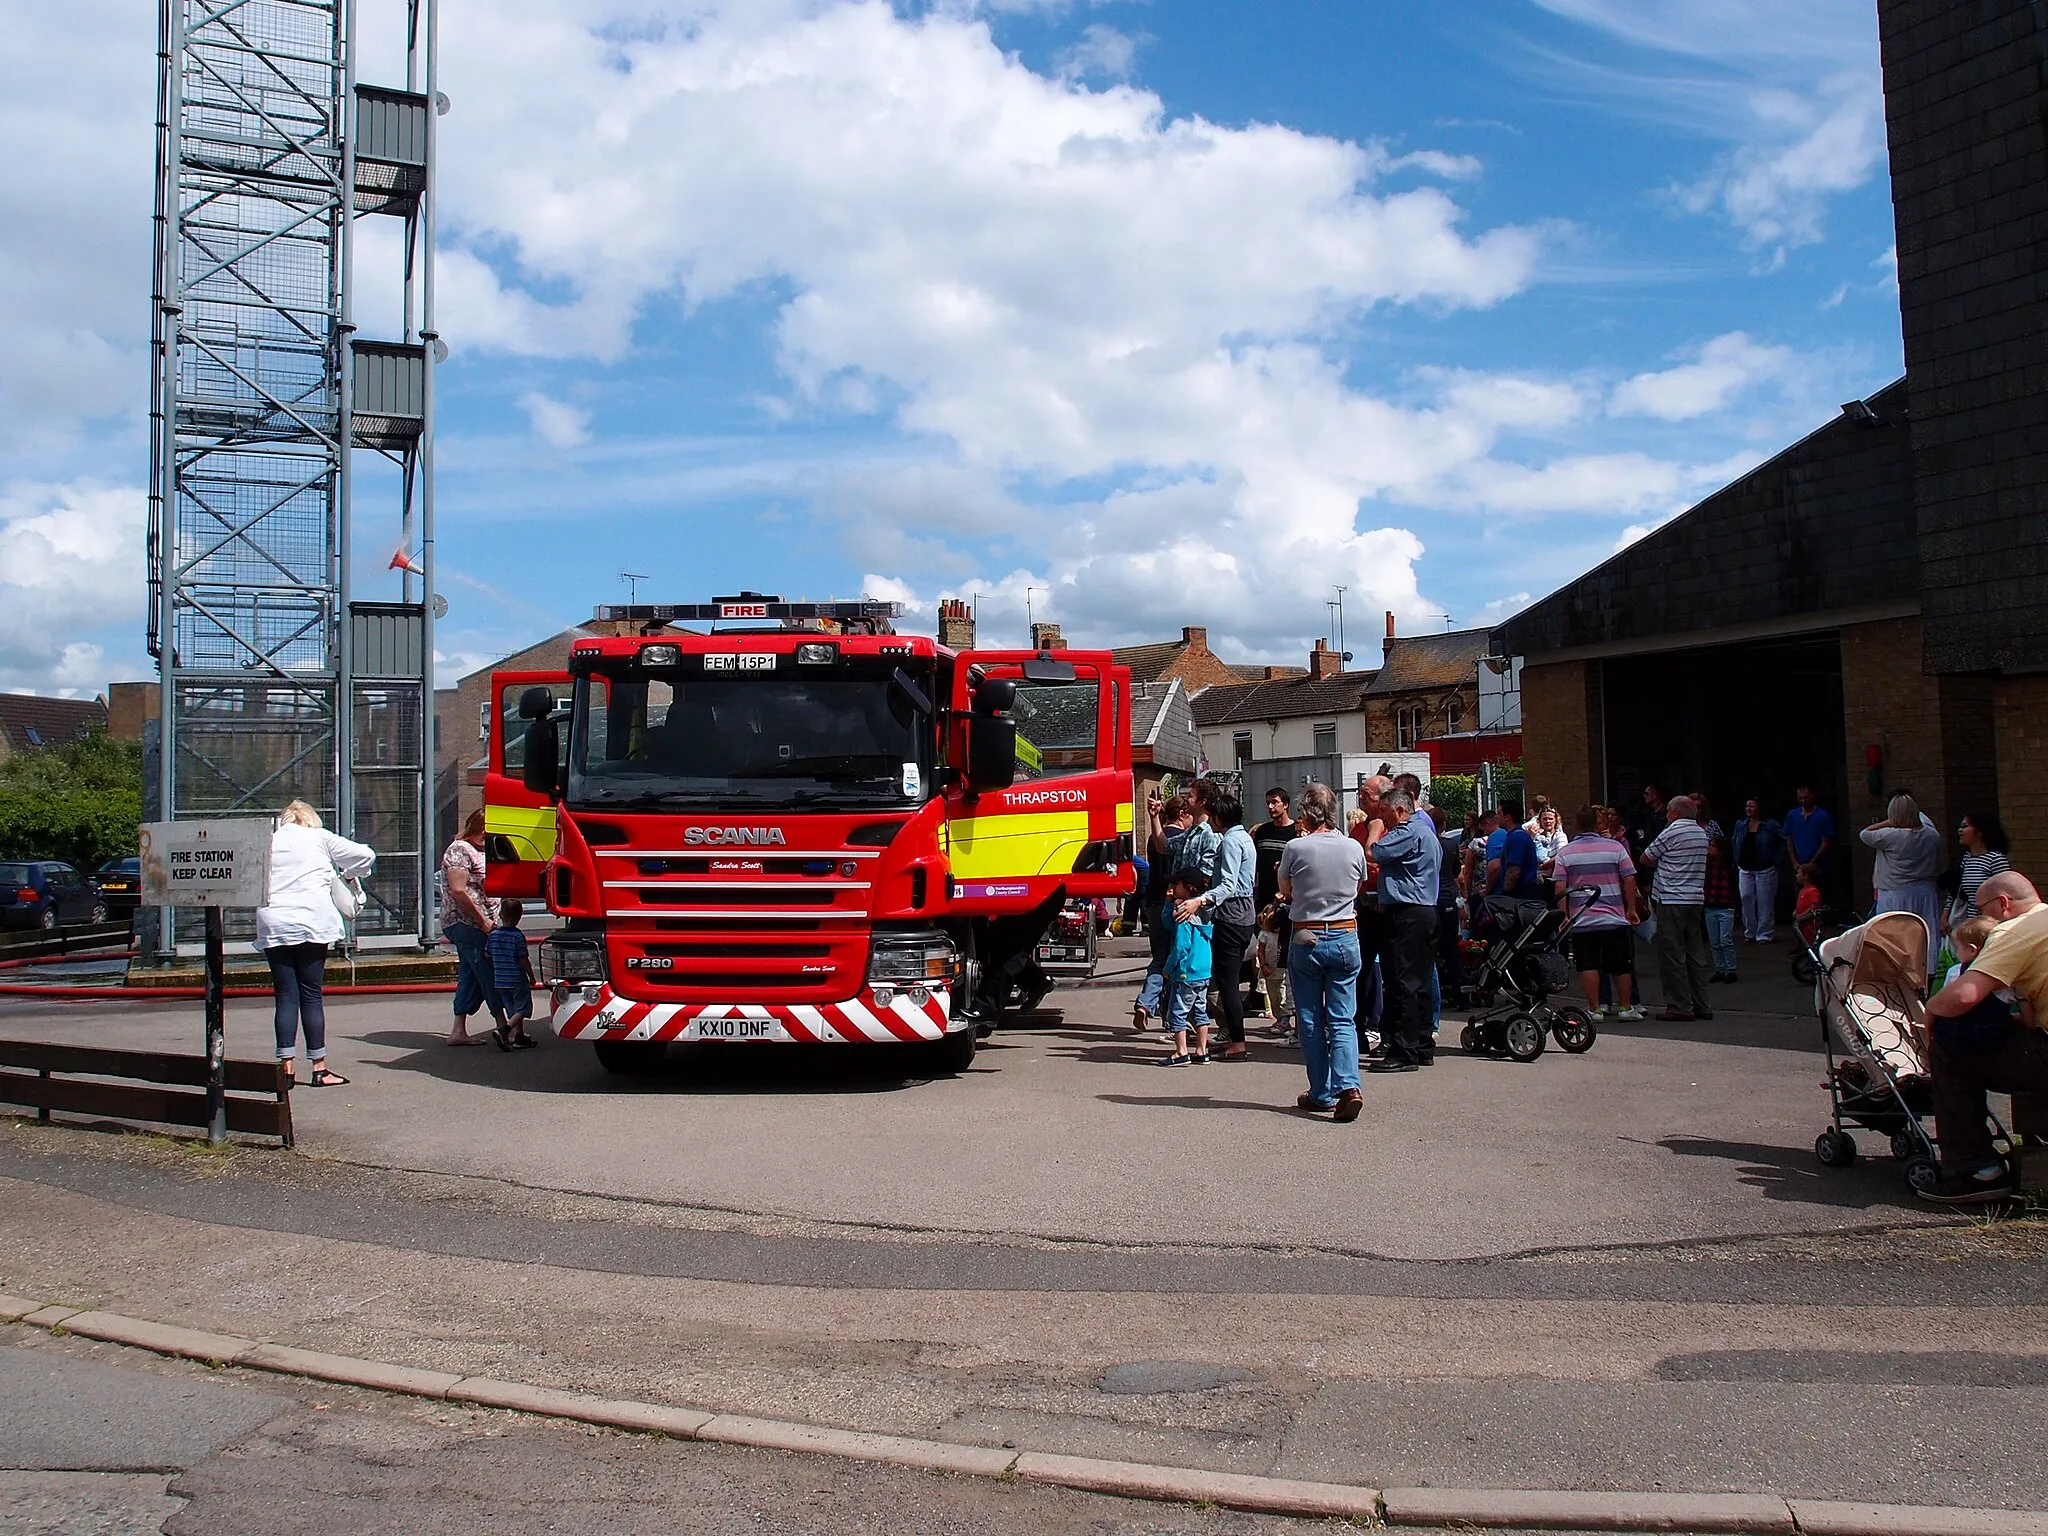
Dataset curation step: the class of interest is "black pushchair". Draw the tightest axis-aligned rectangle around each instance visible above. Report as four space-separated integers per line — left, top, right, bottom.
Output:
1457 886 1602 1063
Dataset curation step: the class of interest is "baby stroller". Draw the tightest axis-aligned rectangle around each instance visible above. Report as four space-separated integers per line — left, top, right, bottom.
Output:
1807 910 2013 1194
1457 886 1602 1062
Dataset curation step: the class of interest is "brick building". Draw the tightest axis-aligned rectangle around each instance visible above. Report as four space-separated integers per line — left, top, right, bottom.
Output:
0 694 107 765
1110 627 1300 694
1493 0 2048 896
1364 620 1490 754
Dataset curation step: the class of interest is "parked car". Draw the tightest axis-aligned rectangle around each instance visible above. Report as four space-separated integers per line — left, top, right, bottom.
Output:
93 855 143 915
0 860 106 932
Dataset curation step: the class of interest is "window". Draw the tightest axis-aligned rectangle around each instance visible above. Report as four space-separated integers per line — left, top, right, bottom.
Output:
479 700 491 740
1446 695 1464 734
1009 679 1100 779
1395 704 1426 749
1312 723 1337 757
499 683 570 774
1233 731 1252 767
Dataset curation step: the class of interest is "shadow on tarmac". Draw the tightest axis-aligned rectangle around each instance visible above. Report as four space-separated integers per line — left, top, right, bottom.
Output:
357 1029 974 1097
1654 1132 1915 1210
1095 1090 1307 1120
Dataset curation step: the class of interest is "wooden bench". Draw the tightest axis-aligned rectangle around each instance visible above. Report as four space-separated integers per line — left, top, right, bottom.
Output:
0 1040 292 1147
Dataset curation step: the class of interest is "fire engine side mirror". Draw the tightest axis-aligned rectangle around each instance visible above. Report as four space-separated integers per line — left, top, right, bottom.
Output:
522 719 560 800
971 674 1016 713
965 714 1017 795
518 686 555 720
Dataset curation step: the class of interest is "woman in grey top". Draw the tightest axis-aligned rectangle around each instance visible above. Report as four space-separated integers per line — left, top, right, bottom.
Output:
1276 783 1368 1121
1861 793 1944 974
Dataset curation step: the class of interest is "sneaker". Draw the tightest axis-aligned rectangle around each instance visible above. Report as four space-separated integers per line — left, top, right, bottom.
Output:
1158 1053 1194 1067
1615 1006 1646 1021
1918 1165 2014 1204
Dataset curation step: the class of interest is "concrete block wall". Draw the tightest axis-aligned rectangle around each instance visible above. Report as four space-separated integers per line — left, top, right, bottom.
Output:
1518 660 1600 813
1993 676 2048 883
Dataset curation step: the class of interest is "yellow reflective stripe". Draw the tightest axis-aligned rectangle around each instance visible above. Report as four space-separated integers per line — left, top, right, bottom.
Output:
949 809 1091 879
485 803 558 863
1114 801 1133 834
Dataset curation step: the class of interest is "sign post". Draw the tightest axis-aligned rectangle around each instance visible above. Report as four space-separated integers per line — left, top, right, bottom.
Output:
139 819 273 1146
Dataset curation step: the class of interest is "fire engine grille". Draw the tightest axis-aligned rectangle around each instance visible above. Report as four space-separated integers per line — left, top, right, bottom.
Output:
630 888 842 907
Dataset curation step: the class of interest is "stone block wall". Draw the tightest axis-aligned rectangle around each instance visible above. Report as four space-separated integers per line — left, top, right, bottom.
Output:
1518 660 1600 812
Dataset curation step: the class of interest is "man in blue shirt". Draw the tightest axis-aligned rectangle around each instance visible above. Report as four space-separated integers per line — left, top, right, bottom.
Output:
1782 785 1837 902
1485 801 1542 898
1368 785 1442 1072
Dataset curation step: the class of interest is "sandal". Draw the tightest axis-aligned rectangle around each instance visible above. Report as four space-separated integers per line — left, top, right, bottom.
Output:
510 1033 539 1050
1131 1007 1152 1032
492 1023 513 1052
306 1067 350 1087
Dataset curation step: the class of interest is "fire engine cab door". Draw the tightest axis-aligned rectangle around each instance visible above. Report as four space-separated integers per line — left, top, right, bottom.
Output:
947 652 1134 898
483 669 571 899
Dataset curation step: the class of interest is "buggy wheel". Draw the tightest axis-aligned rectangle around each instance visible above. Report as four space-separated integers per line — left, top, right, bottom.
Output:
1503 1013 1546 1063
1791 950 1817 986
1551 1006 1598 1054
1815 1129 1856 1167
1903 1155 1939 1195
1890 1129 1921 1162
1459 1023 1484 1056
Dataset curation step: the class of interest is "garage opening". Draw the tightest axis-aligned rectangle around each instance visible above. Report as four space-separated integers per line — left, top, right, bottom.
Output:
1601 635 1846 826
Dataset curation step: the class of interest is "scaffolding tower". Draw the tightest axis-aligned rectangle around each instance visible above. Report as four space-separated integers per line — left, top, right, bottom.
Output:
148 0 442 950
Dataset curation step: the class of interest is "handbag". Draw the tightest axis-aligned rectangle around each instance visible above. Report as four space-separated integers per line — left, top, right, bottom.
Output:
331 869 365 919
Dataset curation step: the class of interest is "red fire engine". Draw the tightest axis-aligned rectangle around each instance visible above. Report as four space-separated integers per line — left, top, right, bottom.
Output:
482 595 1134 1074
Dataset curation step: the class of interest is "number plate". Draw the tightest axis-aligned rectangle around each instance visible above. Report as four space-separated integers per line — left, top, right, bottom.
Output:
702 653 776 671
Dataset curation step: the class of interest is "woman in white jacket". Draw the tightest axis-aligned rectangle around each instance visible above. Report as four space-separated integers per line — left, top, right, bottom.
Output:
256 801 376 1086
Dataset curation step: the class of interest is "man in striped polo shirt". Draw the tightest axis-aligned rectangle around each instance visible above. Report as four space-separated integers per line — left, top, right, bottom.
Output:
1642 795 1714 1022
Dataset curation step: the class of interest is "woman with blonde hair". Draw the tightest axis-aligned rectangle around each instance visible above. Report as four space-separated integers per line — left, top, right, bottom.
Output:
254 800 375 1086
1861 792 1944 976
441 807 505 1045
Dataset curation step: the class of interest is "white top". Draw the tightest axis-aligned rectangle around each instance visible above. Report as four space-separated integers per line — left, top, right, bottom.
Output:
255 823 376 950
1524 820 1569 864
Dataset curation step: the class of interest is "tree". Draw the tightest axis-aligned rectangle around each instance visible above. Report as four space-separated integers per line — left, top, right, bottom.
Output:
0 733 145 870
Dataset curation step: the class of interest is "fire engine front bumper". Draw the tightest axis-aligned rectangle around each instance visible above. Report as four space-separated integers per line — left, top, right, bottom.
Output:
551 982 959 1044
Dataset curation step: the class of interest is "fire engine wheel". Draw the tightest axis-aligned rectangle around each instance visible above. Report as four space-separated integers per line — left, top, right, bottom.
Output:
593 1040 668 1076
928 1028 977 1075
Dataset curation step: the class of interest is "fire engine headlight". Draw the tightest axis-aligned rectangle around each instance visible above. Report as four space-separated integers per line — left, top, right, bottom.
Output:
795 642 837 665
639 643 680 667
867 930 959 985
539 934 607 985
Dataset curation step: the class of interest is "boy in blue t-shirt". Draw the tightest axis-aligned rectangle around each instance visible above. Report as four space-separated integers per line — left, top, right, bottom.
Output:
487 899 538 1051
1159 867 1214 1067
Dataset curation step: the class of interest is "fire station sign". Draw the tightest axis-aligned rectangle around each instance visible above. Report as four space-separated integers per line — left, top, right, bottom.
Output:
139 819 273 908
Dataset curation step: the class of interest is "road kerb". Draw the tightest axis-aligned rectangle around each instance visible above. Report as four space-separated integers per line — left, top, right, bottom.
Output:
1013 1452 1382 1520
10 1302 2045 1536
697 1414 1016 1478
238 1343 463 1400
1792 1503 2048 1536
58 1310 256 1366
1382 1486 1796 1533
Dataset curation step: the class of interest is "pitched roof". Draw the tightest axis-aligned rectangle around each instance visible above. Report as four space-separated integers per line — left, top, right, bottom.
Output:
1364 630 1489 696
1109 639 1188 683
1228 663 1307 682
1131 679 1201 772
0 693 108 755
1189 672 1376 726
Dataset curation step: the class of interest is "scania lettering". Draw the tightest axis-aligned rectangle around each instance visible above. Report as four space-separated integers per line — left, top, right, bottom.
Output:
483 592 1134 1077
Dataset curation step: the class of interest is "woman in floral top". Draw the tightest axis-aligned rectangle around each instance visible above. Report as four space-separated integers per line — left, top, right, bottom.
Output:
441 809 504 1045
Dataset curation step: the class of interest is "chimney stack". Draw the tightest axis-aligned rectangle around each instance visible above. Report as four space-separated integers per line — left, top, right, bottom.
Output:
1030 621 1066 651
1310 639 1343 680
1180 626 1209 653
938 597 976 650
1383 608 1397 661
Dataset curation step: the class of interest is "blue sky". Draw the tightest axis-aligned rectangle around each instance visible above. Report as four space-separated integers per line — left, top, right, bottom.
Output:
0 0 1905 691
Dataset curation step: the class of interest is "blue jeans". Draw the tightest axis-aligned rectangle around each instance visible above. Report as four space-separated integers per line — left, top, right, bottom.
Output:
448 923 505 1023
1705 908 1737 976
1164 976 1210 1042
1136 899 1175 1016
265 941 328 1061
1288 928 1362 1106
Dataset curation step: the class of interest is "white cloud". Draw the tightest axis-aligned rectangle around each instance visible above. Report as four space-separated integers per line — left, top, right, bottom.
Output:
1054 23 1138 82
1387 149 1484 180
1610 331 1791 420
1468 592 1533 629
0 480 149 692
518 390 593 449
1528 0 1884 252
1612 523 1653 552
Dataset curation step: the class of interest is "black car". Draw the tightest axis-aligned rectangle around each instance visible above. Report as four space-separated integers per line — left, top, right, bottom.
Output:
93 856 143 914
0 860 106 932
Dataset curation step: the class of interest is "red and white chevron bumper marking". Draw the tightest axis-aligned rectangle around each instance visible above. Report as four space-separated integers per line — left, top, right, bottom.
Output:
550 982 956 1043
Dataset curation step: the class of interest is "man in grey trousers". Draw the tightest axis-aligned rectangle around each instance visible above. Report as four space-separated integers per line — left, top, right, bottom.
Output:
1641 795 1715 1022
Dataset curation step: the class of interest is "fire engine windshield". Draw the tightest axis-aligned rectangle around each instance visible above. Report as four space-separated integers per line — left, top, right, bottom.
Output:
568 668 933 809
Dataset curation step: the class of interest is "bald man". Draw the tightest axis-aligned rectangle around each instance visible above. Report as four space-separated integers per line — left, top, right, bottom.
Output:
1919 872 2048 1203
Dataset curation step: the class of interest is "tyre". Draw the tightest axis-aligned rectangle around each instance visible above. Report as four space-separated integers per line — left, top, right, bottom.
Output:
37 907 57 933
1459 1022 1484 1056
1551 1006 1598 1054
1903 1154 1939 1194
593 1040 667 1076
1791 950 1817 986
929 1028 977 1075
90 901 110 925
1815 1128 1856 1167
1503 1012 1546 1062
1890 1128 1920 1162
